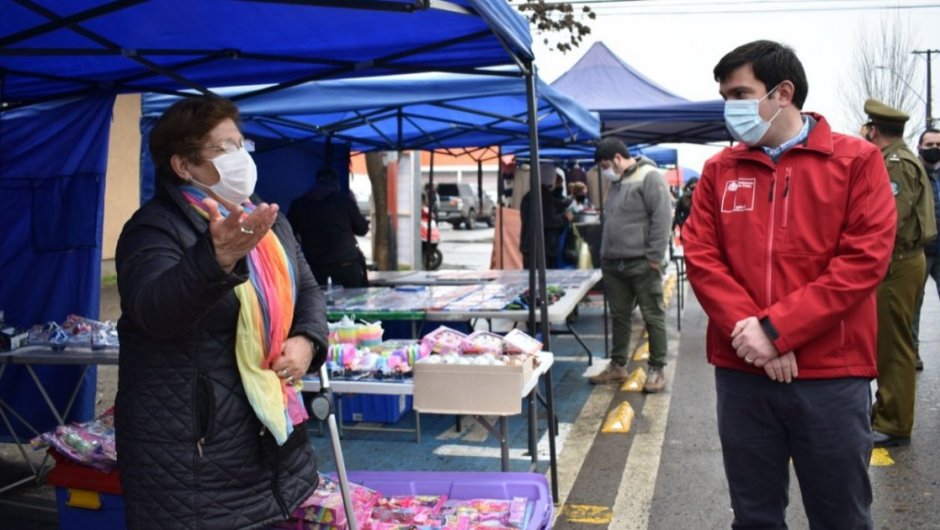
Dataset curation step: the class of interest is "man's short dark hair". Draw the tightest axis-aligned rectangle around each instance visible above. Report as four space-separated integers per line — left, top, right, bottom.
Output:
713 40 809 109
595 137 631 162
874 123 905 139
919 128 940 145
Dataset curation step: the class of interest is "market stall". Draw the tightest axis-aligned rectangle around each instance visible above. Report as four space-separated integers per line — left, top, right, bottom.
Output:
1 0 572 513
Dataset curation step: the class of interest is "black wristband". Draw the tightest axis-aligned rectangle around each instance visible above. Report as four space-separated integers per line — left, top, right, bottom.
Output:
759 317 780 341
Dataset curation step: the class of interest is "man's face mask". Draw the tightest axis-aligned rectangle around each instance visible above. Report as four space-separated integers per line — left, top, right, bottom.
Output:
601 156 623 182
920 146 940 165
723 83 783 146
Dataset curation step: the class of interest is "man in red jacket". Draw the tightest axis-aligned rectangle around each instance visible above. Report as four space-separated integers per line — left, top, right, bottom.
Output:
683 40 896 529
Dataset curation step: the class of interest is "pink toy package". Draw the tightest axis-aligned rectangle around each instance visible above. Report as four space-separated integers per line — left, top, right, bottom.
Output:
420 326 467 355
368 494 447 527
280 473 381 529
502 329 542 355
460 331 505 355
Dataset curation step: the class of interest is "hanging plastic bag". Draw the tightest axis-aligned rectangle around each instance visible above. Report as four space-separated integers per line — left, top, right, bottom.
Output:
572 224 593 269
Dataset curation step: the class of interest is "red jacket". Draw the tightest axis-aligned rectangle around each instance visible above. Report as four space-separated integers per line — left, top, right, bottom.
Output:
683 114 896 379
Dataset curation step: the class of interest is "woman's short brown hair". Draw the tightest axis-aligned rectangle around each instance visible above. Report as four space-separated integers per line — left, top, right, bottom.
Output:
149 96 241 182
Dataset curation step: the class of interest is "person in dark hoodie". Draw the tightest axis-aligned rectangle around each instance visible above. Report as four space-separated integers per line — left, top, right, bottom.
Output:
289 167 371 288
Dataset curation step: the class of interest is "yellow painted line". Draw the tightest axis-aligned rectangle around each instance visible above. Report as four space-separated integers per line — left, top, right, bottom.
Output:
601 401 635 433
561 504 613 524
870 447 895 466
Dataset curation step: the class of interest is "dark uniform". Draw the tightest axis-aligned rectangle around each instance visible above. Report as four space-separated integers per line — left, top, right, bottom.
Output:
864 99 938 441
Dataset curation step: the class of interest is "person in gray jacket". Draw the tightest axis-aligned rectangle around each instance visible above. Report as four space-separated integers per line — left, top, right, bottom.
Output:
589 138 673 392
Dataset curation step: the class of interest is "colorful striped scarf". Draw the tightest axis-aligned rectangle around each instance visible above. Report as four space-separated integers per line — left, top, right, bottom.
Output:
181 186 307 445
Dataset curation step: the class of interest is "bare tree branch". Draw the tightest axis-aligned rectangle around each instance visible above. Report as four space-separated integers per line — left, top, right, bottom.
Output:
839 13 922 142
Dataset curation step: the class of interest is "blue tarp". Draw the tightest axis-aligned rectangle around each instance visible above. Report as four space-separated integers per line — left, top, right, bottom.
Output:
142 73 599 151
551 42 730 144
0 0 536 434
0 94 114 435
0 0 533 106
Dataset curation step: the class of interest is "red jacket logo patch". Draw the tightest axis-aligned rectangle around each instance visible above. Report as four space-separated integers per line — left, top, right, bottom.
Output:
721 178 756 213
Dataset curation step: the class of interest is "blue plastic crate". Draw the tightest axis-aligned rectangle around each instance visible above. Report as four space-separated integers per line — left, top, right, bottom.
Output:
340 393 412 424
53 487 126 530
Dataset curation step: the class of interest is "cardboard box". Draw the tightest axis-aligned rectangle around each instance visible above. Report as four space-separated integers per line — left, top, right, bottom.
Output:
413 356 535 415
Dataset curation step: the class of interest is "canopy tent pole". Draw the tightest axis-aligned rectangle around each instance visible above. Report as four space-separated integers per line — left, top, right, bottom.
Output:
598 122 610 359
497 146 505 269
426 150 435 271
477 159 484 227
524 61 558 502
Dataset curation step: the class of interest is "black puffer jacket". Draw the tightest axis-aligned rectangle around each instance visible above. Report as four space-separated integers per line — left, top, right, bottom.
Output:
115 178 328 530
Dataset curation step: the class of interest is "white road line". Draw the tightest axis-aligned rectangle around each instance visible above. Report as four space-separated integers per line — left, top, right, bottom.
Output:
551 361 619 509
610 335 680 530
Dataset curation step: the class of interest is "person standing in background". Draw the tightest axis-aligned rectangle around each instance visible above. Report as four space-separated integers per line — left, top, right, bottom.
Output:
863 99 937 447
520 162 573 269
588 138 672 393
911 128 940 371
289 167 370 288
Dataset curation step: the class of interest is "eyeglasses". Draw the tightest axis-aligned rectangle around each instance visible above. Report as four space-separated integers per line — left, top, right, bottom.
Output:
203 137 255 156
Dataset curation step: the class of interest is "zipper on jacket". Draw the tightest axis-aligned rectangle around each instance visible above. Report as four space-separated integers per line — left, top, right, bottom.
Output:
765 173 778 305
194 373 215 458
781 166 792 229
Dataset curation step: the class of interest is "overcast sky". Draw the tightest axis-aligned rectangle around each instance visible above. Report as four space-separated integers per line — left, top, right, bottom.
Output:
529 0 940 170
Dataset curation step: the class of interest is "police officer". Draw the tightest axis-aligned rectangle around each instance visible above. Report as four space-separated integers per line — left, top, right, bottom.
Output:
862 98 937 447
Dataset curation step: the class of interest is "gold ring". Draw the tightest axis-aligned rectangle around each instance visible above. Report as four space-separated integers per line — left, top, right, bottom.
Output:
278 369 288 378
286 376 295 385
240 224 254 235
744 357 754 364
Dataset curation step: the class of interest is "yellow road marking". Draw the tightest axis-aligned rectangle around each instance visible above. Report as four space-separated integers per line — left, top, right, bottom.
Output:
561 504 613 524
601 401 635 433
870 447 895 466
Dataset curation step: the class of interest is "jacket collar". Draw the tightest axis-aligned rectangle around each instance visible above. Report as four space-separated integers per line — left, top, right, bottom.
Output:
727 112 833 168
156 176 212 229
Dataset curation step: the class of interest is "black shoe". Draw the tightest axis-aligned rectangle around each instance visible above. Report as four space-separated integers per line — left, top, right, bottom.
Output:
872 431 910 448
916 357 924 371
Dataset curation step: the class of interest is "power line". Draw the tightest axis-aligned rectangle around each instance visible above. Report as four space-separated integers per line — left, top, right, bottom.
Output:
524 0 940 15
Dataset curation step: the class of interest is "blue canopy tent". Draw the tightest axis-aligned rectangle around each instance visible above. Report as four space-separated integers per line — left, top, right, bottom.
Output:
1 2 564 491
140 72 600 208
551 41 729 144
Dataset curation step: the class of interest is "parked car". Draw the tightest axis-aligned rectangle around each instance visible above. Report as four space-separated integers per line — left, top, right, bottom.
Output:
434 183 495 229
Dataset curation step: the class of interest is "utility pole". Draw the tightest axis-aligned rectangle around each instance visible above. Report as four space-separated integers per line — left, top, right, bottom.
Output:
913 49 940 130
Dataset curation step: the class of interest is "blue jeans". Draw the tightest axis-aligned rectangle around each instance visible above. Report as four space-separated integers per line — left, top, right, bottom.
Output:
715 369 873 529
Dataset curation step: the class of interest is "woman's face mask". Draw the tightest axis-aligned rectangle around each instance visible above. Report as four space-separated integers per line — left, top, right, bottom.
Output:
203 146 257 206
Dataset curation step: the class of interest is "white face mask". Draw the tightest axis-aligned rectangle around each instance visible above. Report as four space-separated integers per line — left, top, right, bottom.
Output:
602 167 620 182
723 84 783 146
206 147 257 206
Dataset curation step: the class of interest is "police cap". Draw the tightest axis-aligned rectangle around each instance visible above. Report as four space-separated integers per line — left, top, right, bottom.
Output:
864 98 910 126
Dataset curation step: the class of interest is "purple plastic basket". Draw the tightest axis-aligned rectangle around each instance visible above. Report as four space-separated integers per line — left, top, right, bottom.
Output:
341 471 553 530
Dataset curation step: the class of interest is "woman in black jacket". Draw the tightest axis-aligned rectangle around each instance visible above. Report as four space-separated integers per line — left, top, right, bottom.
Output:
115 96 328 529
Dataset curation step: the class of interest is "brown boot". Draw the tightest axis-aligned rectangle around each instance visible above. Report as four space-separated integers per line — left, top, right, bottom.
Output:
644 366 666 393
589 362 630 385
